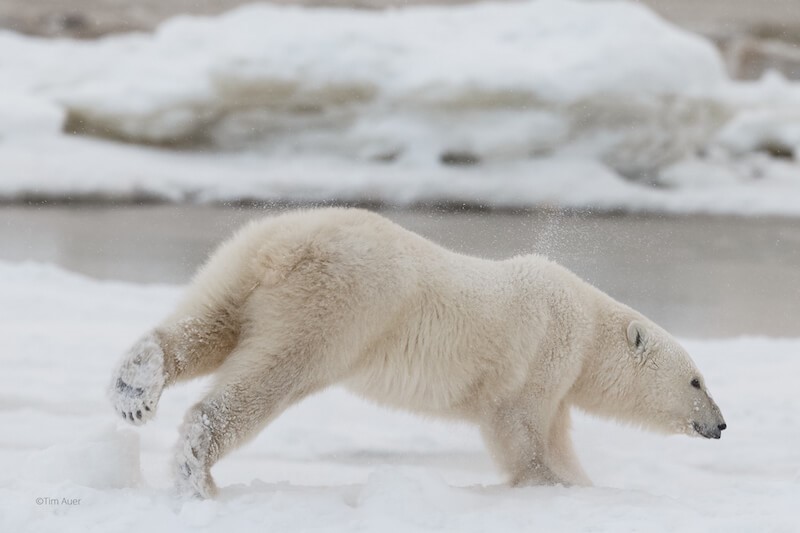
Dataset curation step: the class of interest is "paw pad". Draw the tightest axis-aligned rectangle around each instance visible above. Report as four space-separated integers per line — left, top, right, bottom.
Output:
109 332 166 426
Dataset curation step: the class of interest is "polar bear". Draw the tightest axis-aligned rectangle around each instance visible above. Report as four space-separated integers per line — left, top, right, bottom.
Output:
109 208 726 498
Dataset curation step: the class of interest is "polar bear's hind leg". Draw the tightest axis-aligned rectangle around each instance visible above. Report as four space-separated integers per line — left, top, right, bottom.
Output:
173 337 333 499
110 332 166 425
110 311 239 426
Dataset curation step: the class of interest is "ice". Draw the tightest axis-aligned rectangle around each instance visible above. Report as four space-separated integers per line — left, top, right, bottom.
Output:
1 260 799 531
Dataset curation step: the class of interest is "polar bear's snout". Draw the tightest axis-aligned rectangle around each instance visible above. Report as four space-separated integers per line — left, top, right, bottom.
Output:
692 421 727 439
692 396 727 439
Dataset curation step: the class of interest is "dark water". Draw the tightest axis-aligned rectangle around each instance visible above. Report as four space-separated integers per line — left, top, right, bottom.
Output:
2 205 799 338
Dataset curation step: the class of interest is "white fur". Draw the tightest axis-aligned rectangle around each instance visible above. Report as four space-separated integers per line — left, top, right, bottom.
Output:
108 208 726 497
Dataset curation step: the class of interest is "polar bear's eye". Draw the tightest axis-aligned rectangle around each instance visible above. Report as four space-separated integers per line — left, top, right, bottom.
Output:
691 378 701 389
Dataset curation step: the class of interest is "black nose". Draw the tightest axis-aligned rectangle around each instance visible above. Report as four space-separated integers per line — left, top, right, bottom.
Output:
718 423 727 431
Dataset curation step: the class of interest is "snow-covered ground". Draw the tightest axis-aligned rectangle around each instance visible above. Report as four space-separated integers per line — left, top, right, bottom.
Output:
1 0 799 213
1 261 798 532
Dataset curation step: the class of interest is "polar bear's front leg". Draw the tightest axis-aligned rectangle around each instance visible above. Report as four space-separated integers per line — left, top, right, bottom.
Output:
481 402 571 487
546 402 590 486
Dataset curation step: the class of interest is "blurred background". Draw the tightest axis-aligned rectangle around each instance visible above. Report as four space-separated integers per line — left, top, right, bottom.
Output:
1 0 799 338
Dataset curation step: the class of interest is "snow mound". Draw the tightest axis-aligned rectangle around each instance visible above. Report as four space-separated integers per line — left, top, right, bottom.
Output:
25 425 142 489
5 0 727 177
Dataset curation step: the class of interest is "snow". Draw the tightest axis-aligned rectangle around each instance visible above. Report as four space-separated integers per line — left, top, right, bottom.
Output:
0 0 799 213
717 110 800 157
1 260 799 532
25 426 142 490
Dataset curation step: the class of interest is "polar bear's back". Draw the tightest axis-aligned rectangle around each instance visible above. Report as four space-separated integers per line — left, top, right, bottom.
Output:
224 207 483 285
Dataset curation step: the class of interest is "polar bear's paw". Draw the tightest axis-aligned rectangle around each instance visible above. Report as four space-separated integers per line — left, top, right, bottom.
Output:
109 332 166 426
174 411 217 499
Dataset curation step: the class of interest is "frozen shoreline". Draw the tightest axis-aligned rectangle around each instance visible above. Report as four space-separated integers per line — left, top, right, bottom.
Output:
2 1 799 214
3 139 800 216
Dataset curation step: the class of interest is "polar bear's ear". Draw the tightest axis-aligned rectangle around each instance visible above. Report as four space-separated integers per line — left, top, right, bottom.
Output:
626 321 647 355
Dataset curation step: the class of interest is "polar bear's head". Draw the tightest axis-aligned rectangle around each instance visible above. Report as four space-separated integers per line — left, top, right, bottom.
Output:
621 320 726 438
575 315 726 439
